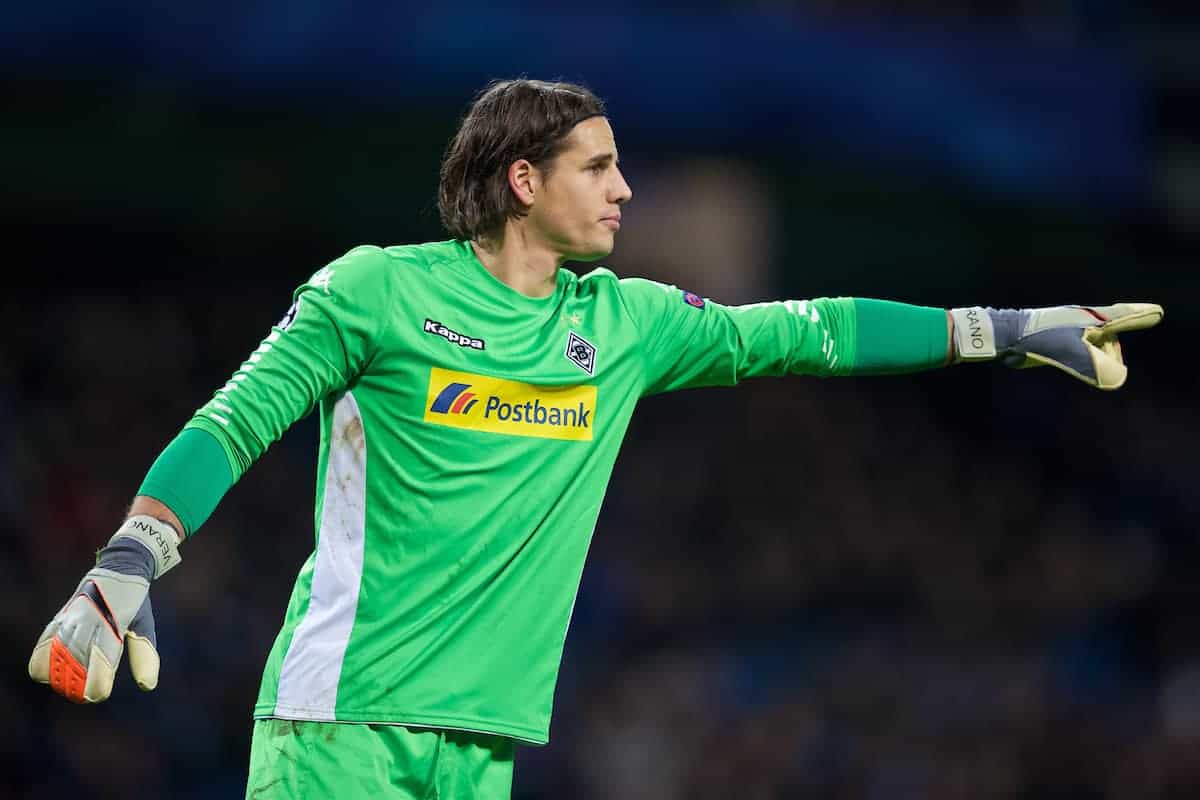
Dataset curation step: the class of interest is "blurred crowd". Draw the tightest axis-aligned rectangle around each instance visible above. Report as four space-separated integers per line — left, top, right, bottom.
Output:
3 0 1196 795
1 281 1195 798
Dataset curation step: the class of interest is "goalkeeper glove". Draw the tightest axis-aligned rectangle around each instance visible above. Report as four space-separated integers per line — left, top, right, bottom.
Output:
29 515 181 703
950 303 1163 390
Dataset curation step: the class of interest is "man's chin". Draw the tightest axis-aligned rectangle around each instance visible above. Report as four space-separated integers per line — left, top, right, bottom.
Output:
569 240 615 263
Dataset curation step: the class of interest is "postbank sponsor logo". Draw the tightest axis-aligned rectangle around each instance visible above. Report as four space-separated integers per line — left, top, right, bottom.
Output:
424 367 597 441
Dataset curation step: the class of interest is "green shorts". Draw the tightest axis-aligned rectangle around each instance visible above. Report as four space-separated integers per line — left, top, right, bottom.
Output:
245 719 515 799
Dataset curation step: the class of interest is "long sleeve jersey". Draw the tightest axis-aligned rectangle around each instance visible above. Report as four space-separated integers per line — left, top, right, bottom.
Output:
186 239 872 743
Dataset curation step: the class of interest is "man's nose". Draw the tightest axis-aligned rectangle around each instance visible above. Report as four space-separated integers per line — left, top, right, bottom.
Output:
612 169 632 204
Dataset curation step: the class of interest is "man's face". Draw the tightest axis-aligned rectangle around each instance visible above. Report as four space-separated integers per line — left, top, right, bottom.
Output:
528 117 632 262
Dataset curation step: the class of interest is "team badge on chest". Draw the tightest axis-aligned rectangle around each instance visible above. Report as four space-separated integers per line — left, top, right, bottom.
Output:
564 331 597 376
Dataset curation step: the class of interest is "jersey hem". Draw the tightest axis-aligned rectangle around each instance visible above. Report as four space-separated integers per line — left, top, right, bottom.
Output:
255 705 550 746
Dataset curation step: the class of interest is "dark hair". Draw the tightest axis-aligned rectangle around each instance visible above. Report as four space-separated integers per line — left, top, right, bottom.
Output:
438 79 606 243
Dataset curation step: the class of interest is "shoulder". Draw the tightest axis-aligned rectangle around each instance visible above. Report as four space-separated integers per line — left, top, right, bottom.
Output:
572 265 624 299
573 267 678 307
574 269 679 331
333 240 463 269
380 239 463 273
616 275 677 308
296 244 445 309
317 240 456 288
567 266 681 306
318 244 393 284
576 265 619 284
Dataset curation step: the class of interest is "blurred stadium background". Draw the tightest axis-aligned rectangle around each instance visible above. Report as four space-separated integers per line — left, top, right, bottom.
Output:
3 2 1199 797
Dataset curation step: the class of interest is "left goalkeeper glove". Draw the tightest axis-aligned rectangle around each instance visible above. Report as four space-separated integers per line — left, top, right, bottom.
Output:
950 303 1163 390
29 516 181 703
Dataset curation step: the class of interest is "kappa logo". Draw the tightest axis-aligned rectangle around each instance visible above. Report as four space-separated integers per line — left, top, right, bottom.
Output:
564 331 597 375
424 319 485 350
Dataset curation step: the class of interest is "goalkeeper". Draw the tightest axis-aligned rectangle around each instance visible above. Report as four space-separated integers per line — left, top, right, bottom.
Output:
29 79 1162 799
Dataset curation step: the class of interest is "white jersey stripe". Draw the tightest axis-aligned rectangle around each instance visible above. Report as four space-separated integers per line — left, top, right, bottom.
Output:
274 391 368 720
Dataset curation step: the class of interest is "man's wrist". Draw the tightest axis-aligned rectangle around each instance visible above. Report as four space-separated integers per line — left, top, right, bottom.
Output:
107 515 182 580
128 495 187 541
944 311 955 365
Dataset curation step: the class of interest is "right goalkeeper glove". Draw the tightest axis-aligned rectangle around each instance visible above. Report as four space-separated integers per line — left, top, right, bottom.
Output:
29 515 181 703
950 303 1163 390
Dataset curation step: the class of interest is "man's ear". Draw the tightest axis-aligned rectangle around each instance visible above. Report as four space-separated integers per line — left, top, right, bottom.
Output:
508 159 536 209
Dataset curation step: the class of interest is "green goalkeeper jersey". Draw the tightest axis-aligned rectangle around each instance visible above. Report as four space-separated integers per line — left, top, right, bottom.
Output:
186 240 859 744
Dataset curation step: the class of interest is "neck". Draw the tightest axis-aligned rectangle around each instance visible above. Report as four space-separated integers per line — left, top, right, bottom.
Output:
470 225 561 299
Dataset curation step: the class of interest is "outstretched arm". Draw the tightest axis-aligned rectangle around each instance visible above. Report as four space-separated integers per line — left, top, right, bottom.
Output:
618 279 1161 394
620 282 957 394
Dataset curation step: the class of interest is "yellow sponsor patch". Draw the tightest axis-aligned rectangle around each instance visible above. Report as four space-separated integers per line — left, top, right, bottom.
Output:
424 367 597 441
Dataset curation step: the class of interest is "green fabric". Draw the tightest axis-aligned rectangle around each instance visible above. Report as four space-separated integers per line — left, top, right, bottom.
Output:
245 719 514 800
136 427 234 537
182 241 867 744
188 415 248 483
622 290 859 391
850 298 949 374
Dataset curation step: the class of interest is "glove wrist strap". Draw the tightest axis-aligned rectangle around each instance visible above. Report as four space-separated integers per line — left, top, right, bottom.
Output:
109 515 182 580
950 307 997 361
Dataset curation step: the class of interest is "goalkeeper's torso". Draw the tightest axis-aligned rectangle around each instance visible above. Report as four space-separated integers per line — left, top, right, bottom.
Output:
245 241 646 744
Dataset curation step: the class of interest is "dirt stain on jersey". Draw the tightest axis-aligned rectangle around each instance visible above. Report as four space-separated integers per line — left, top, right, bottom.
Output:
269 719 300 738
339 416 366 458
329 401 367 540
